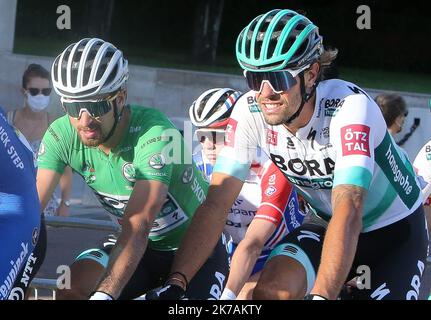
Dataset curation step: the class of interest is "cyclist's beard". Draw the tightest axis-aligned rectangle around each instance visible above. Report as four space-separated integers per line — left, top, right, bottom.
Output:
77 123 105 147
257 95 300 126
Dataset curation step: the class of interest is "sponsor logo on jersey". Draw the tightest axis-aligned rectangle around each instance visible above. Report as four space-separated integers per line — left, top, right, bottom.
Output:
286 175 333 190
248 104 261 113
95 191 129 218
118 146 132 153
268 173 276 185
341 124 371 157
228 208 256 216
426 146 431 160
270 154 335 178
321 127 330 139
31 228 39 246
48 127 60 142
122 162 136 182
38 142 46 157
233 199 243 206
225 119 237 148
265 186 277 196
0 126 26 169
282 244 298 255
82 161 96 184
286 137 295 149
8 251 38 300
144 136 165 147
129 126 142 133
182 166 194 184
307 127 317 150
149 153 166 170
324 98 345 117
375 133 420 208
0 242 28 299
287 197 302 230
191 177 206 204
266 129 278 146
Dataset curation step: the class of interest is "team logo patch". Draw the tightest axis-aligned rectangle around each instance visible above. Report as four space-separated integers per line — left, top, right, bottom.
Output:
265 186 277 196
341 124 371 157
83 161 97 183
182 166 194 184
266 129 278 146
38 142 46 157
32 227 39 246
149 153 166 170
122 162 136 182
225 119 238 147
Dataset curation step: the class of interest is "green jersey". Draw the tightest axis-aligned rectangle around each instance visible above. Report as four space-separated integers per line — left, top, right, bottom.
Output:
38 105 208 250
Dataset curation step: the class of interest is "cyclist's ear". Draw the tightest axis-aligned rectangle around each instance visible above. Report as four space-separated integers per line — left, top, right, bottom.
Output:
116 89 127 107
305 62 320 87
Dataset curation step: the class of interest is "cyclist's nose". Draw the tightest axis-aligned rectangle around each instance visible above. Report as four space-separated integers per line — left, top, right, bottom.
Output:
203 139 216 150
78 110 93 126
259 82 279 99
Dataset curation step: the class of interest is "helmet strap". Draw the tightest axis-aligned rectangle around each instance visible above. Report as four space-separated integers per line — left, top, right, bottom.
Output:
101 100 126 144
285 72 318 124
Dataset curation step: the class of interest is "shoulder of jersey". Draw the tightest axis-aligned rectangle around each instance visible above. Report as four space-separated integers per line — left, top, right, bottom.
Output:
317 79 374 117
232 91 261 114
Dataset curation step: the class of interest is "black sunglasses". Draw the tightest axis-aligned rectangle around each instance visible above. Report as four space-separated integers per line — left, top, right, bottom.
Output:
27 88 52 96
61 92 119 119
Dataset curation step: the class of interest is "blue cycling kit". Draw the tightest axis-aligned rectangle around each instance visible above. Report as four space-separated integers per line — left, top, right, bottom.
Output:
0 108 40 300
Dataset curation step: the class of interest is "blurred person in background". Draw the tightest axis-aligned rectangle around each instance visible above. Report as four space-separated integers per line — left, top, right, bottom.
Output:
7 64 73 217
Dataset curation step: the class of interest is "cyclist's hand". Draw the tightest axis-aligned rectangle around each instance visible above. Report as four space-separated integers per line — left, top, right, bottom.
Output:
145 284 185 300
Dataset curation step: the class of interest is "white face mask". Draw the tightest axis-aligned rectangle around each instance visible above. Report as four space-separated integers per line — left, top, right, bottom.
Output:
27 94 50 112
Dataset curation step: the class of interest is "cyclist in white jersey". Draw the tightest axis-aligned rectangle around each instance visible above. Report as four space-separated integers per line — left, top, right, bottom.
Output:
189 88 304 299
156 9 428 300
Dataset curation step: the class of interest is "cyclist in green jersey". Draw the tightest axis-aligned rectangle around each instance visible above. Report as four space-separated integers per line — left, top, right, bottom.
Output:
36 38 229 300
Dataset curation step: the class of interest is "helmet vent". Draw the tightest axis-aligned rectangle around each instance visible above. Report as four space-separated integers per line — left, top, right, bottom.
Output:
295 40 309 60
70 49 83 87
281 37 295 55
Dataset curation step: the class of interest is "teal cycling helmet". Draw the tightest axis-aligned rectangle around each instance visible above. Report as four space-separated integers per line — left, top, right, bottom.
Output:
236 9 323 72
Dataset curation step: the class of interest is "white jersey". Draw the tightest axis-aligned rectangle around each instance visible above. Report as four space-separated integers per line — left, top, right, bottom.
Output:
413 140 431 205
214 79 422 232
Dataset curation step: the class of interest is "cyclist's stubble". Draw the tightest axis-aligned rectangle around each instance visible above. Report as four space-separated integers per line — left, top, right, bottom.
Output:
256 90 302 126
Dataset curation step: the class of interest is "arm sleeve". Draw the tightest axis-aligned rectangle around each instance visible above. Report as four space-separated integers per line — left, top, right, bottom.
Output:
330 94 386 190
255 161 296 226
37 119 69 174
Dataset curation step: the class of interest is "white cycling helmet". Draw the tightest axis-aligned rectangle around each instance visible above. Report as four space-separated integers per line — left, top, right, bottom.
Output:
189 88 242 128
51 38 129 99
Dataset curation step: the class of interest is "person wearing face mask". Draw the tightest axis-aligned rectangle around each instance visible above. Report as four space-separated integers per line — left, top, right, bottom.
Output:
375 94 409 138
7 64 73 218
